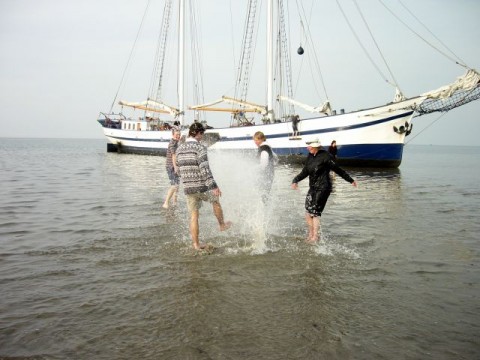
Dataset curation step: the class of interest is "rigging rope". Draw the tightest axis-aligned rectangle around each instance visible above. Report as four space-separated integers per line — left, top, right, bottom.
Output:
149 0 172 102
235 0 258 105
109 0 152 113
335 0 395 88
278 0 295 116
378 0 469 69
416 84 480 115
397 0 467 67
405 112 448 145
352 0 401 93
296 0 329 101
189 0 206 122
229 0 237 86
292 0 312 99
408 83 480 144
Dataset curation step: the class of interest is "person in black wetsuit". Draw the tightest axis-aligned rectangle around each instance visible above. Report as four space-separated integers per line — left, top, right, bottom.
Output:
253 131 275 205
291 139 357 244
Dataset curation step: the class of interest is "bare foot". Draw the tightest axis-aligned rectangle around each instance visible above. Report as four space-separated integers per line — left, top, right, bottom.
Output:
193 243 206 250
219 221 232 231
305 237 318 244
162 203 169 209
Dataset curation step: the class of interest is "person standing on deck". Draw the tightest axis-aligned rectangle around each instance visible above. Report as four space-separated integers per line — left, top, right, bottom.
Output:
291 115 300 137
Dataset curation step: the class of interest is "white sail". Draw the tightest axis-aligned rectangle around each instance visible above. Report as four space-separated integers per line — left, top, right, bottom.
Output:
422 69 480 99
118 99 180 117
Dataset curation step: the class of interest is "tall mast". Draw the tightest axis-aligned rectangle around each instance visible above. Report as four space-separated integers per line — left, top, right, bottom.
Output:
178 0 185 125
266 0 274 122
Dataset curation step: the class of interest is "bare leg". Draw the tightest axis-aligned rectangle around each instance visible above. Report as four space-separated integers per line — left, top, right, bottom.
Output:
163 186 176 209
190 209 205 250
305 213 314 241
310 216 321 243
305 213 320 243
172 185 178 206
212 201 232 231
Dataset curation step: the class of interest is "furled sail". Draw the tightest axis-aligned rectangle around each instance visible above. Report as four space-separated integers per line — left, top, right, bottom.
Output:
118 99 181 117
415 69 480 115
277 96 332 115
190 96 267 114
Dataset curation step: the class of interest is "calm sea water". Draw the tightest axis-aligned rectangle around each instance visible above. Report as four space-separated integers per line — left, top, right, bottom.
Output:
0 138 479 359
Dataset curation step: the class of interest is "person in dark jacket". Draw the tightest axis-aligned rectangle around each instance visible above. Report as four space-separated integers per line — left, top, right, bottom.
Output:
328 140 337 160
291 115 300 137
291 139 357 243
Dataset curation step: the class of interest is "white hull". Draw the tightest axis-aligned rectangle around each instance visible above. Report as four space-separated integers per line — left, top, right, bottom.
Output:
100 98 421 167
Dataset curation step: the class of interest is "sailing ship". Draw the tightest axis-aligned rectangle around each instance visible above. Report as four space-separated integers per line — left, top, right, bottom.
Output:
97 0 479 167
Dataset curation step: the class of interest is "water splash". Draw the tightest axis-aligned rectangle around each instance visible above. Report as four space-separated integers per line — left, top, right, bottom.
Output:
177 150 361 258
312 232 360 259
209 151 272 254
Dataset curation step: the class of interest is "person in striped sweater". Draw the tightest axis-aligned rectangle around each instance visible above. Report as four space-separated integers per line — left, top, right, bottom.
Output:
175 122 232 250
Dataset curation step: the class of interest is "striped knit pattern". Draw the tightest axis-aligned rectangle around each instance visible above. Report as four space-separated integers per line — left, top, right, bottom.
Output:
165 138 178 169
175 139 218 194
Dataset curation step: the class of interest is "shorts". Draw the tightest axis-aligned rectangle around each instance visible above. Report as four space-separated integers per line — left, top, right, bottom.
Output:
167 167 180 185
305 188 331 217
186 192 220 212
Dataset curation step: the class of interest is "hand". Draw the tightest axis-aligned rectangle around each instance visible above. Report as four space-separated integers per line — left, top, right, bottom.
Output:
352 181 357 187
212 187 222 197
291 183 298 190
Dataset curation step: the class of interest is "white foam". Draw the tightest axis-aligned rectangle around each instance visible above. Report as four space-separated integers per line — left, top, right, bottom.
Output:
312 233 360 258
209 151 273 253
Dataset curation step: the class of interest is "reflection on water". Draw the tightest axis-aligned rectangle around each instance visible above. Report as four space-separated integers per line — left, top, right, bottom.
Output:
0 139 479 359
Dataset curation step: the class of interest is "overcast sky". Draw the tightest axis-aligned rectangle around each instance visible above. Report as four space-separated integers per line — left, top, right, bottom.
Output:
1 0 479 146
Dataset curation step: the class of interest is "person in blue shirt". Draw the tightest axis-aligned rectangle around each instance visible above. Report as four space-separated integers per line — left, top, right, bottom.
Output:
163 128 181 209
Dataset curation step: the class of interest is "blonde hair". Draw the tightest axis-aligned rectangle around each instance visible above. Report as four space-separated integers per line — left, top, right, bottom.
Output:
253 131 266 141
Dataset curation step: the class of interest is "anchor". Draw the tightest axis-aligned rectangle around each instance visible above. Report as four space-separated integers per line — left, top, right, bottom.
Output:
393 121 413 136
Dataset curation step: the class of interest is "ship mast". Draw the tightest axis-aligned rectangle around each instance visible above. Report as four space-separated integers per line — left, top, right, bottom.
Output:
266 0 274 123
178 0 185 125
